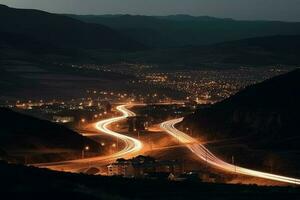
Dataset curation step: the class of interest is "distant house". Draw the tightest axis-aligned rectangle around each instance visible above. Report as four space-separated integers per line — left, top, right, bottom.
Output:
107 155 184 177
107 163 134 177
107 160 135 177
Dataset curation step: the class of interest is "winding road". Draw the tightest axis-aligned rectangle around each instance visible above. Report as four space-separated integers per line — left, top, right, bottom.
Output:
34 104 143 172
160 118 300 185
35 103 300 185
95 105 143 159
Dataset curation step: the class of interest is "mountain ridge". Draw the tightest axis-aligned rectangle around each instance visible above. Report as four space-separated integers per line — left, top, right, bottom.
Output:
182 69 300 150
0 107 100 163
0 4 144 51
68 14 300 48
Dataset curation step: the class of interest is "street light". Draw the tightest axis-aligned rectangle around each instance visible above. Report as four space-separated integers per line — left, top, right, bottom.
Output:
82 145 89 159
110 143 117 154
186 127 190 135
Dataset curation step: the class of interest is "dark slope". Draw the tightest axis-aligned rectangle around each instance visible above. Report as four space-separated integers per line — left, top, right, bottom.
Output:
174 35 300 65
167 35 300 65
0 108 99 157
1 161 299 200
68 14 178 48
182 69 300 149
204 35 300 65
0 5 143 51
81 35 300 66
69 14 300 48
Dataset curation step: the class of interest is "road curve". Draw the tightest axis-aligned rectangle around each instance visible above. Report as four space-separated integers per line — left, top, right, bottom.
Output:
34 104 143 172
161 118 300 185
95 105 143 159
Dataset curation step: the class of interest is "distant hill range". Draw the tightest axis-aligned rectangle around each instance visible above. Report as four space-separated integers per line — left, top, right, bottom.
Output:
0 5 143 54
167 35 300 65
68 14 300 48
115 35 300 66
0 108 99 163
182 69 300 150
1 4 300 66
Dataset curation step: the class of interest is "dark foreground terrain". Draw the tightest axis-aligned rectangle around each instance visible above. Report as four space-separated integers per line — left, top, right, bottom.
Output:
0 108 100 163
0 161 299 200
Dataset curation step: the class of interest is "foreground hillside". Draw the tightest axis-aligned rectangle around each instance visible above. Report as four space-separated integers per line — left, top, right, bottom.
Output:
0 161 299 200
0 108 99 163
183 69 300 149
180 69 300 177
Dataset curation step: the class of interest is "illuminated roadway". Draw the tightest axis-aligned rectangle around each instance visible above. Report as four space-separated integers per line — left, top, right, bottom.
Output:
95 105 143 159
161 118 300 185
34 104 143 172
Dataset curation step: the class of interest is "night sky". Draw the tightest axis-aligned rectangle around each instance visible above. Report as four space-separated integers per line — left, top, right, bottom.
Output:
1 0 300 21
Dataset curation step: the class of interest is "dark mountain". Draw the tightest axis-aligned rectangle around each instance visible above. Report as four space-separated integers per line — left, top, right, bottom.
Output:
0 5 143 52
96 35 300 66
68 14 179 48
172 35 300 65
68 14 300 48
182 69 300 150
206 35 300 65
0 107 99 162
156 15 227 21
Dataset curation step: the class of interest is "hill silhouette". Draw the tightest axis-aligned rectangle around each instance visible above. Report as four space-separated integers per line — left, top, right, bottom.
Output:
69 14 300 48
78 35 300 66
182 69 300 150
0 5 143 51
0 108 100 162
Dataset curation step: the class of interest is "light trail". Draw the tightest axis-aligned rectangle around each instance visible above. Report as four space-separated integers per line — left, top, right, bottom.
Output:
34 104 143 172
94 105 143 159
161 118 300 185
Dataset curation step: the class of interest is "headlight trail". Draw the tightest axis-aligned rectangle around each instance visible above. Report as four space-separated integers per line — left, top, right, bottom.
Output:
94 105 143 159
34 104 143 172
160 118 300 185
